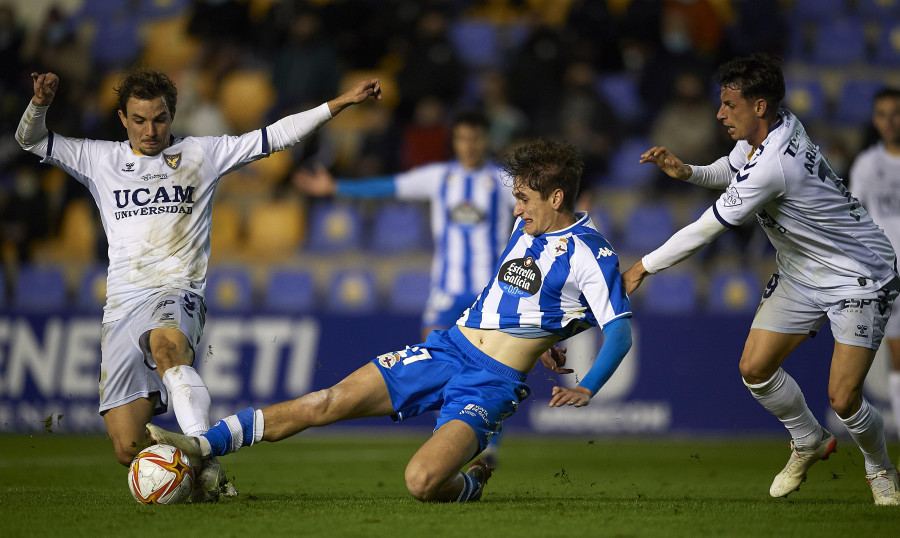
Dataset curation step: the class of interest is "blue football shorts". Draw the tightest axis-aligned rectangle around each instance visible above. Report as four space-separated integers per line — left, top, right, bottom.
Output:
422 289 478 329
372 325 531 453
752 273 900 350
99 290 206 415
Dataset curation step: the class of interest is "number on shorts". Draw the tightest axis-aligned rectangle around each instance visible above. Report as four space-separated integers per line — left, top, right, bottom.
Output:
763 273 779 299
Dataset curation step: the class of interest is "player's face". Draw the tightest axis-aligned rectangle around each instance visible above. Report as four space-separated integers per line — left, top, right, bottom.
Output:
717 85 767 147
118 96 173 156
513 182 563 237
873 96 900 147
452 123 488 169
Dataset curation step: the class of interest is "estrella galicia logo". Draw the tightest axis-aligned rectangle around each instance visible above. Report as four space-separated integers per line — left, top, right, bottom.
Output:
122 162 135 172
498 256 542 297
163 152 182 170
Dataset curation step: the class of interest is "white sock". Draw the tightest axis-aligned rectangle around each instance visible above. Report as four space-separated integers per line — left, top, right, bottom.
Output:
838 398 893 475
163 365 211 437
745 368 822 448
889 371 900 442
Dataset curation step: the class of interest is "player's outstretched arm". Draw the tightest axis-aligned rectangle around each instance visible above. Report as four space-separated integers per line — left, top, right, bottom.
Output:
327 78 382 117
639 146 692 181
622 260 650 295
31 72 59 107
293 164 337 196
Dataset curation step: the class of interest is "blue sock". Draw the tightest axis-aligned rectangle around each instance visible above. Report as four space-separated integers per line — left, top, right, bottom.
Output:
201 406 257 457
454 472 481 503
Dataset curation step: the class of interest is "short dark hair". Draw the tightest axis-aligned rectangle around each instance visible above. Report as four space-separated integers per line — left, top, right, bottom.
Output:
874 87 900 103
115 69 178 116
501 138 582 213
716 53 785 115
452 110 490 130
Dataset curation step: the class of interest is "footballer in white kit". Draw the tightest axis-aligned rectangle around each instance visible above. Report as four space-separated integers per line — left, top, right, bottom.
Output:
850 87 900 453
16 69 381 500
624 53 900 505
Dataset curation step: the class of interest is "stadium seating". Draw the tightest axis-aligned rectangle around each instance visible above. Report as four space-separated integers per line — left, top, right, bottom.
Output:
218 70 276 132
209 200 242 261
596 74 645 126
811 18 867 65
263 269 317 314
601 137 659 189
75 265 108 314
588 206 616 244
790 0 849 19
707 269 762 313
205 267 254 313
875 20 900 65
834 79 886 125
0 269 5 310
12 265 68 313
388 269 432 314
619 203 675 255
785 78 829 122
245 199 305 260
858 0 900 18
369 203 428 254
304 202 363 253
449 20 501 69
326 269 377 313
641 272 699 314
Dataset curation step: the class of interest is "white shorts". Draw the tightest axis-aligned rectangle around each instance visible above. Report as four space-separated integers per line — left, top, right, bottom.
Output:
751 273 900 350
98 290 206 415
886 301 900 339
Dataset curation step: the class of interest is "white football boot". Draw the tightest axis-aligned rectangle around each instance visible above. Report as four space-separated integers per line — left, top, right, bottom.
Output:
866 467 900 506
146 423 204 464
769 430 837 498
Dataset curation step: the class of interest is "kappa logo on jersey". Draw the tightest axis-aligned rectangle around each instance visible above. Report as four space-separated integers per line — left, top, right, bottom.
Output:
596 247 615 258
498 255 542 297
122 162 135 172
163 152 182 170
723 184 743 207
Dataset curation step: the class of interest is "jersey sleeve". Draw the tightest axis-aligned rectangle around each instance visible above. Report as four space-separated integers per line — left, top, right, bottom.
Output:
572 235 632 328
393 163 447 200
713 146 785 227
42 134 113 187
199 130 270 177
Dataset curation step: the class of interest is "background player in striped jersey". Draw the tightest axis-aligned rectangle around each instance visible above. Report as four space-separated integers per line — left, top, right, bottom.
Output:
294 111 514 342
148 138 633 503
17 70 381 501
623 53 900 505
850 87 900 462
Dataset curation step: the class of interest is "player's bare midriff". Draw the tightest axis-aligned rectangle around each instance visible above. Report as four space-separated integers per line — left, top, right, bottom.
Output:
457 325 559 373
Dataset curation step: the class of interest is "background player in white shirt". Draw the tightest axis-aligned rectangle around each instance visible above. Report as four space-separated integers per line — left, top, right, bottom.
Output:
623 53 900 505
850 87 900 460
294 111 515 342
16 70 381 501
148 138 633 503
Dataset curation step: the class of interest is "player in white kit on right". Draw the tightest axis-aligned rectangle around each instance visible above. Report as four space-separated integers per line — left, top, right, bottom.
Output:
850 87 900 462
623 53 900 505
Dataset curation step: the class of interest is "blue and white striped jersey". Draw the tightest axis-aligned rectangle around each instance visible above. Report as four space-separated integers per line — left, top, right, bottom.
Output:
394 161 515 297
458 212 632 338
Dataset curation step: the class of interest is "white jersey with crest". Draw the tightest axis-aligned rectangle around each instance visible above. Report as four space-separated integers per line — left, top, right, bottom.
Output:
712 109 896 294
394 161 515 296
458 212 632 337
32 129 272 323
850 142 900 256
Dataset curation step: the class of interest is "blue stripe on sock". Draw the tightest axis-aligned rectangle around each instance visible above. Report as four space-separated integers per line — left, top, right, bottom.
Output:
456 472 478 502
203 420 231 457
237 407 256 447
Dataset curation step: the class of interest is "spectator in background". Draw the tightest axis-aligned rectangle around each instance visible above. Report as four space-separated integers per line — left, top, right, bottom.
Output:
849 87 900 460
271 9 342 111
477 71 528 154
650 71 726 167
0 160 50 263
400 97 451 169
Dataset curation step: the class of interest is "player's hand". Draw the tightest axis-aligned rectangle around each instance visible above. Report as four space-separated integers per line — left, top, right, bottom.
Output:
622 260 649 295
327 78 382 115
31 72 59 107
639 146 692 181
293 164 337 196
539 345 572 374
549 385 592 407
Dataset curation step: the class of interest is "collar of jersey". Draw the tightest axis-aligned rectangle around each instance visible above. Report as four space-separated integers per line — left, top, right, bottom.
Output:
534 211 589 238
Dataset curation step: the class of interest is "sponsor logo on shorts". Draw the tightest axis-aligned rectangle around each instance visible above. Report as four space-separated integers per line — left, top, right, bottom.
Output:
855 324 869 338
460 403 490 425
153 299 176 314
498 256 542 297
160 312 174 321
838 298 875 314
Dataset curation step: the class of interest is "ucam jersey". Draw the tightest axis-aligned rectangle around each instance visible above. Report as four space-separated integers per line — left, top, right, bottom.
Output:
458 212 631 338
713 109 896 294
850 142 900 256
30 129 271 322
394 160 515 296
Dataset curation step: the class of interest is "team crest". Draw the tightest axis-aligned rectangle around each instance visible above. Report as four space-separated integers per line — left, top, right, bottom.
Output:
551 237 568 257
163 152 182 170
377 351 402 369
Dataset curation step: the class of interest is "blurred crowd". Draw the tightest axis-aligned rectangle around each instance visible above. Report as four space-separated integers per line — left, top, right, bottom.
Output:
0 0 898 312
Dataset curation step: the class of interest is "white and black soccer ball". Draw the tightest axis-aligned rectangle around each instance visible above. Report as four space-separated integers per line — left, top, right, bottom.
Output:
128 444 195 505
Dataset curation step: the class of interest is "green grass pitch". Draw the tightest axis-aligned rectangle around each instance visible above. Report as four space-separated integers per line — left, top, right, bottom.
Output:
1 432 897 537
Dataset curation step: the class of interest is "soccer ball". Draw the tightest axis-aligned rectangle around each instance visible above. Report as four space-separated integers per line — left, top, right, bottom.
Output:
128 444 195 505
